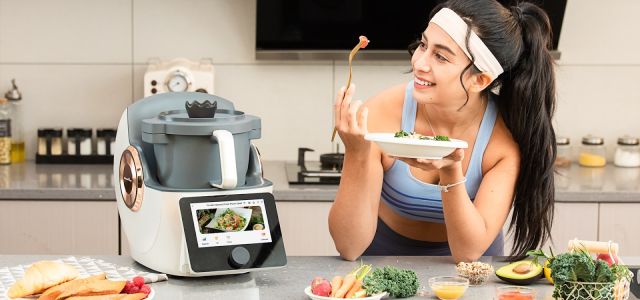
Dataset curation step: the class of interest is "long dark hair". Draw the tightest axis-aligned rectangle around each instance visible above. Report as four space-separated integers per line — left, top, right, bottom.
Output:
409 0 557 260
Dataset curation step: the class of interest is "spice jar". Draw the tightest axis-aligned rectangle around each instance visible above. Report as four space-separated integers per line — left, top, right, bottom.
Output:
67 128 92 155
96 129 117 155
614 136 640 167
555 137 571 166
37 128 63 155
579 135 606 167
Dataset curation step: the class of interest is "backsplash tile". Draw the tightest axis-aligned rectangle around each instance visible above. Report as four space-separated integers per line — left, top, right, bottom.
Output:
0 0 131 63
133 0 256 64
214 64 334 161
558 0 640 65
0 65 133 159
555 65 640 161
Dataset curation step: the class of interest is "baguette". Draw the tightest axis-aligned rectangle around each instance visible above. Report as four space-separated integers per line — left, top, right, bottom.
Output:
38 274 107 300
7 261 79 299
56 280 126 300
66 294 147 300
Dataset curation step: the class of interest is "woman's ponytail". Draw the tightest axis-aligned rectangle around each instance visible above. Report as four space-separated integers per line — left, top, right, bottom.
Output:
498 3 557 260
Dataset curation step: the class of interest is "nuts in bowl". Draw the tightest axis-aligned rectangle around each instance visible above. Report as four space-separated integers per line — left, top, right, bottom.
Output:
455 261 494 286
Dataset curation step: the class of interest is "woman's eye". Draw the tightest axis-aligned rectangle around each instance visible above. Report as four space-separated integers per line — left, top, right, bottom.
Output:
418 41 426 49
435 53 448 62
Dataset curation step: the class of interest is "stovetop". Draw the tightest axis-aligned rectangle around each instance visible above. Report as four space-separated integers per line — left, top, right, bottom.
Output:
285 161 341 185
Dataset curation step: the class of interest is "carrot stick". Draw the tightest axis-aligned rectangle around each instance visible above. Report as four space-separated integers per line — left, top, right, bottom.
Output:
335 273 356 298
345 279 362 298
331 276 343 297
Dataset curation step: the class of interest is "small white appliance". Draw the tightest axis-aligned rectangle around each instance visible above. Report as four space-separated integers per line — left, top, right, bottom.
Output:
143 58 215 97
114 92 286 276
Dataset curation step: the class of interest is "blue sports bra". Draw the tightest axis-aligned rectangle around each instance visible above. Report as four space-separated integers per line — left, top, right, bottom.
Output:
380 80 498 223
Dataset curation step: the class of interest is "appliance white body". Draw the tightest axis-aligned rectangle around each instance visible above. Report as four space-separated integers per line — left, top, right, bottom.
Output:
114 100 286 276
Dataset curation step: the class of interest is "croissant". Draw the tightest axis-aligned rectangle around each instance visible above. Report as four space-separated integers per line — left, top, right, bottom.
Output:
7 261 79 299
38 273 106 300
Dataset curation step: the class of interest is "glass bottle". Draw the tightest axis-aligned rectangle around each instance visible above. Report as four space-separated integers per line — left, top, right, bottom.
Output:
0 98 10 164
579 135 606 167
67 128 92 155
614 135 640 167
6 79 24 162
37 128 63 155
555 137 571 166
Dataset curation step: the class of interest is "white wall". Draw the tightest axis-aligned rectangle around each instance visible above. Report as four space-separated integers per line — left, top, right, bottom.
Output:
0 0 637 162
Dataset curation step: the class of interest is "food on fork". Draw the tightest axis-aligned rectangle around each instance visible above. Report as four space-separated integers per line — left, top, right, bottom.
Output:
7 261 80 299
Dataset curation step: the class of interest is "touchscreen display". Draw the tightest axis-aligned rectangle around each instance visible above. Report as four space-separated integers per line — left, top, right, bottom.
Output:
191 199 272 248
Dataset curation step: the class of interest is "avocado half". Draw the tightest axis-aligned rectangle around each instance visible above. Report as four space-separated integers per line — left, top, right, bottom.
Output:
495 260 544 285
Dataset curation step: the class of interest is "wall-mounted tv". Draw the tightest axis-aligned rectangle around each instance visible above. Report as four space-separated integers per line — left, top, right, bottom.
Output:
256 0 567 60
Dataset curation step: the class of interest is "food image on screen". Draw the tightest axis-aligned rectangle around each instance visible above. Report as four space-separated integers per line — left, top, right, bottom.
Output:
196 206 266 234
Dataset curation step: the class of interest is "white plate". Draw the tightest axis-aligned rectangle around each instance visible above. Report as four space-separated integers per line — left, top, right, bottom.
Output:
304 286 386 300
365 133 468 159
4 287 154 299
206 207 252 232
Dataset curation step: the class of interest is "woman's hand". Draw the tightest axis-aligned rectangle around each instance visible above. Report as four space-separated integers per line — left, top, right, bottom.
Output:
335 84 370 153
391 148 465 171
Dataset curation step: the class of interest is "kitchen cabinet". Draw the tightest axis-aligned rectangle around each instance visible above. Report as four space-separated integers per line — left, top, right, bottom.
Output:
598 203 640 256
0 200 119 255
502 202 599 256
275 201 339 256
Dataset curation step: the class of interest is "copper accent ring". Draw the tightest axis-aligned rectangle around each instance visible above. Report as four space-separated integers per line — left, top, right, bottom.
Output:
119 146 144 212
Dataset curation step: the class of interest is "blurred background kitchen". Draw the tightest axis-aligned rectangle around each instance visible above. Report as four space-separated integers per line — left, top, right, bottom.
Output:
0 0 639 257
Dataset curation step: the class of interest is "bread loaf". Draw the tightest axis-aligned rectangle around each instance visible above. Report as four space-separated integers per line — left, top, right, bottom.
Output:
38 274 107 300
65 294 147 300
7 261 79 299
56 280 126 300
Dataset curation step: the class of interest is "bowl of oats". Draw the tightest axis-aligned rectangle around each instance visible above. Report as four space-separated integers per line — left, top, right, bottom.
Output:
455 261 494 286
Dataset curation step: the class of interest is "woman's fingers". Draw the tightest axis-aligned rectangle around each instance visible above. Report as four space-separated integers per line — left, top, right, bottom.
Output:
340 84 355 129
358 107 369 134
334 86 346 128
347 100 362 129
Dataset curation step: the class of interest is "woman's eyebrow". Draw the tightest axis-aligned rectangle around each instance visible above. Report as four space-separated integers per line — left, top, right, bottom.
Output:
422 32 457 57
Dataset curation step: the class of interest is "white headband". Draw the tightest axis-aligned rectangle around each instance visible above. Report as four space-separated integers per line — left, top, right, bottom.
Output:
429 8 504 81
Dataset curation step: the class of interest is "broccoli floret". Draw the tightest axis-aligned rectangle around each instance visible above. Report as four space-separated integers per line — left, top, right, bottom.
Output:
360 266 419 298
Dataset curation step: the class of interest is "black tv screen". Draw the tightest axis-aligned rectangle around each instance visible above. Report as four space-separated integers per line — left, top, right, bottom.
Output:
256 0 566 58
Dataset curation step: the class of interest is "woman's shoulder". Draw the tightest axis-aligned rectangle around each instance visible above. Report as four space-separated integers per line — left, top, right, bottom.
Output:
363 82 408 132
482 112 520 174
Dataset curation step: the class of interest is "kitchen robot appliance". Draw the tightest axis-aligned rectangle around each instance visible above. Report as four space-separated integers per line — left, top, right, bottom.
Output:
114 92 286 276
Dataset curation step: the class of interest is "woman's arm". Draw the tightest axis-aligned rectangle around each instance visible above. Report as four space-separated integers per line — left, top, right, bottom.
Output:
329 146 384 261
439 151 519 263
327 84 390 261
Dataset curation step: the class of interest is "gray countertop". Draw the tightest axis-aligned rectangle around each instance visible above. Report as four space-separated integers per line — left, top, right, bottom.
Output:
4 255 638 300
1 161 640 202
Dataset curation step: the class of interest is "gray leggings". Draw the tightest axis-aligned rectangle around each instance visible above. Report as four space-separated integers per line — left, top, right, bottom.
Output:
362 217 504 256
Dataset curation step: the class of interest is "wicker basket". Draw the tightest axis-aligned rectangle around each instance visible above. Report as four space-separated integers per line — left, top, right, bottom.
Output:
557 277 630 300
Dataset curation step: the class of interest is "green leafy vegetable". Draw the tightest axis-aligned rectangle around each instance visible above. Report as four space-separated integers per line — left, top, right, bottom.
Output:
434 135 451 141
356 266 419 298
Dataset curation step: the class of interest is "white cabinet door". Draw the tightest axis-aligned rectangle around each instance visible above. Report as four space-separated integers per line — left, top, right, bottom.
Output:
0 200 119 255
502 202 599 256
599 203 640 256
275 201 338 256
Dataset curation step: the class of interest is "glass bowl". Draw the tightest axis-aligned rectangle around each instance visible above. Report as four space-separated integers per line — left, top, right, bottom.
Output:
428 276 469 300
496 286 537 300
455 262 494 286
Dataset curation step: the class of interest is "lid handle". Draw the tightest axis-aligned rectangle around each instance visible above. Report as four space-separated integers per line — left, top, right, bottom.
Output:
210 130 237 189
185 100 217 118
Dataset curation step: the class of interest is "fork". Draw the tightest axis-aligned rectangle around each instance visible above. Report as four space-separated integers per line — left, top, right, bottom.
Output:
331 36 370 142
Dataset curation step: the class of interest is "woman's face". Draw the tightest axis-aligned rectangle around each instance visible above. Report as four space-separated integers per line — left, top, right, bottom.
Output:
411 23 477 105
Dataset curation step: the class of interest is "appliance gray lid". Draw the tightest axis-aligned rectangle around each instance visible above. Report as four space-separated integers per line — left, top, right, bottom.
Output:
141 109 261 135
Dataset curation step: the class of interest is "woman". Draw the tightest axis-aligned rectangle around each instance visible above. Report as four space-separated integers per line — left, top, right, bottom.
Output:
329 0 556 263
